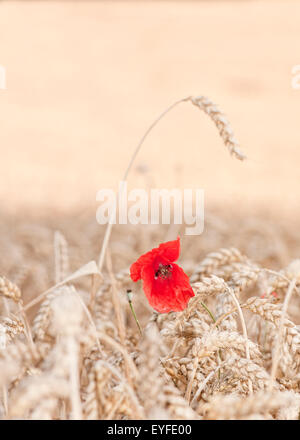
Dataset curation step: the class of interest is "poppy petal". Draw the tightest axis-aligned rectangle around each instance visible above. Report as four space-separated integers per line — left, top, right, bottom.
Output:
157 236 180 263
130 247 159 282
141 263 194 313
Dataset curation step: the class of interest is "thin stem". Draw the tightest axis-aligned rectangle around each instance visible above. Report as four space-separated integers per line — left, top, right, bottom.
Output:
127 290 142 336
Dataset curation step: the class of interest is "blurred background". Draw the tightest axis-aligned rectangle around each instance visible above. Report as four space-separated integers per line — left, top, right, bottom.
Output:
0 0 299 218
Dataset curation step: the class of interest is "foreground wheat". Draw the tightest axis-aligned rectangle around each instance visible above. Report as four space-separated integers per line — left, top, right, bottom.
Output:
0 236 299 419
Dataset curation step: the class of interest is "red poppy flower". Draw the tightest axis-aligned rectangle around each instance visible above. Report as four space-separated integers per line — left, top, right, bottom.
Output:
130 237 194 313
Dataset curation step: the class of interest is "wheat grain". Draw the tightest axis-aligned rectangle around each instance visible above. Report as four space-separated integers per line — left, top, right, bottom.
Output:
190 247 247 282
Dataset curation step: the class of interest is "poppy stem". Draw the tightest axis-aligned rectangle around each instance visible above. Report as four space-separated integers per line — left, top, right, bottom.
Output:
127 290 142 336
200 301 217 326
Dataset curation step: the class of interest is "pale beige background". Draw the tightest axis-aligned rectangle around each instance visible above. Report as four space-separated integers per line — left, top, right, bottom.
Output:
0 1 299 217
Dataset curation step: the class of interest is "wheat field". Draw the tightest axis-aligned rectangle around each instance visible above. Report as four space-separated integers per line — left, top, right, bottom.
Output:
0 91 299 420
1 212 300 419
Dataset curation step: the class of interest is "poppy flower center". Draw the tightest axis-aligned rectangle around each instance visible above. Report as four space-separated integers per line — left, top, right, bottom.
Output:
154 263 173 280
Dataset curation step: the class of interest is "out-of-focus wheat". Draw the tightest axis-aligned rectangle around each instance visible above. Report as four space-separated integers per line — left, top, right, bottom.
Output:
0 221 299 419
